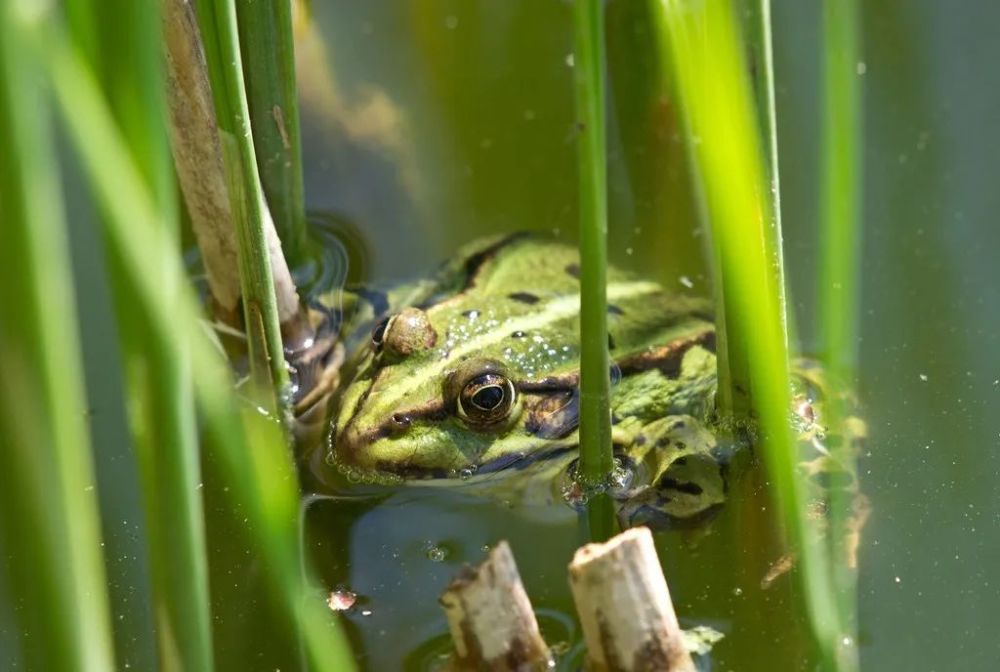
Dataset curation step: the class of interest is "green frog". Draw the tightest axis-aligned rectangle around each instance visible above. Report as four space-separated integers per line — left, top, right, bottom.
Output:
308 234 861 531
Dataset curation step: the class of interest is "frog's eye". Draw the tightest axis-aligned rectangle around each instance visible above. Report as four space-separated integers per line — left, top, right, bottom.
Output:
371 316 393 351
457 373 516 426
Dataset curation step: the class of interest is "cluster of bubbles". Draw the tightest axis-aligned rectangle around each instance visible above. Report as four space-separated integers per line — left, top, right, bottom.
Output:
437 308 578 379
558 457 637 509
438 308 502 360
423 541 449 563
500 334 577 379
334 460 404 486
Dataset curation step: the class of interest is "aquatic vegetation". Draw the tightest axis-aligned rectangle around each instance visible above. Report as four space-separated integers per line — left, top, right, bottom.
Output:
6 1 983 670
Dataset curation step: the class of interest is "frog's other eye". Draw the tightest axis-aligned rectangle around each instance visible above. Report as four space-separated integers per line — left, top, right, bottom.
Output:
457 373 516 426
371 316 393 351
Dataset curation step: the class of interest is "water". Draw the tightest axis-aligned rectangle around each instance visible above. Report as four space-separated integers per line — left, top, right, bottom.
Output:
296 2 1000 669
35 1 1000 670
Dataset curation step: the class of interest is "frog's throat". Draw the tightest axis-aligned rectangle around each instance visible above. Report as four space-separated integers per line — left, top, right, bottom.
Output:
360 280 662 414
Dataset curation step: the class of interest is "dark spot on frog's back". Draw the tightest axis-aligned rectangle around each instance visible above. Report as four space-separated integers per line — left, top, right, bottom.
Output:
460 232 531 289
565 263 580 279
508 291 540 304
617 329 716 379
659 477 703 496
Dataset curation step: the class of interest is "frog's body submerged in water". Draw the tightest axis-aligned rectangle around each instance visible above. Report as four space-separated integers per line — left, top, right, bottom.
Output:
316 235 856 528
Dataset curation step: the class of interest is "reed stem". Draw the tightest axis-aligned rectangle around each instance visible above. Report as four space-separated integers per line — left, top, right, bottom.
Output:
59 2 217 668
236 0 307 265
573 0 614 487
654 0 844 667
820 0 864 650
0 7 115 668
195 0 292 409
48 38 354 668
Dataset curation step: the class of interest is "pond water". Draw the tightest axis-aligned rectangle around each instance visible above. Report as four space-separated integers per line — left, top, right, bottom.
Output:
293 2 1000 669
47 1 1000 670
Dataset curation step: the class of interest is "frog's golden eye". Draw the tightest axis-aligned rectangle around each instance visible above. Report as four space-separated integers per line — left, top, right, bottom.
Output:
371 316 393 351
457 373 516 426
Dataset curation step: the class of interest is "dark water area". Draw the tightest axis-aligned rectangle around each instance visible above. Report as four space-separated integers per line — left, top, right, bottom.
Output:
29 1 1000 670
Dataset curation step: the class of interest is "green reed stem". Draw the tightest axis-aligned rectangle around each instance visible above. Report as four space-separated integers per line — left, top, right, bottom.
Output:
61 2 215 668
820 0 863 650
0 6 115 669
573 0 614 487
195 0 291 409
48 40 354 670
820 1 862 379
236 0 307 266
654 0 845 667
744 0 787 336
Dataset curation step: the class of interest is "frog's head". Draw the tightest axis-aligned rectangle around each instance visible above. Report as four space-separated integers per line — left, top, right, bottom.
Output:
327 237 716 483
331 298 585 479
329 239 598 479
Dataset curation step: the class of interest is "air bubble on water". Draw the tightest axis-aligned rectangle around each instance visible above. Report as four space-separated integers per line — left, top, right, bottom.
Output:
425 543 448 562
919 373 928 382
459 466 477 480
481 544 491 553
625 247 634 256
608 458 633 490
360 609 373 617
565 53 575 68
444 15 458 30
732 587 743 597
679 275 694 289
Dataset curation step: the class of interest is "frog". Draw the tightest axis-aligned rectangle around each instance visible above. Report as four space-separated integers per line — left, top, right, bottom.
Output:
307 234 863 532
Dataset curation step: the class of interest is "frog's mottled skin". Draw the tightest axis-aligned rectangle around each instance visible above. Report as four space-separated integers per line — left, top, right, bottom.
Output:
321 235 859 527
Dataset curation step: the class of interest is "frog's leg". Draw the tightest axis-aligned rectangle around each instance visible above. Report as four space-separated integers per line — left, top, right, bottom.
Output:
762 367 871 587
615 415 728 529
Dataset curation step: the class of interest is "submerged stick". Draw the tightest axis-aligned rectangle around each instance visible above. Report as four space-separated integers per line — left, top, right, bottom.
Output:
568 527 695 672
439 542 552 671
162 0 299 325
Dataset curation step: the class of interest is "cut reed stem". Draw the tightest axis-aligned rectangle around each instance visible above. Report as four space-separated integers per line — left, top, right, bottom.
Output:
573 0 614 487
236 0 308 266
